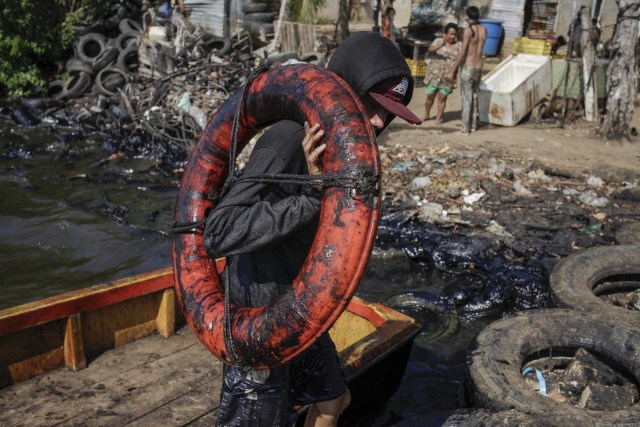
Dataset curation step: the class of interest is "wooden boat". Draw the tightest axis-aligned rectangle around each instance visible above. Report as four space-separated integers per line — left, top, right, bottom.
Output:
0 265 420 425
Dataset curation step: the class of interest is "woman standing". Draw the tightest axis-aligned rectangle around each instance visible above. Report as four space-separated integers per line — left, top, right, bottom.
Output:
423 23 461 123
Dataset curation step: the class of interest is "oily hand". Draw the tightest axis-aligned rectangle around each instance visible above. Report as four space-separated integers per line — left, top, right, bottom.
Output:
302 121 326 177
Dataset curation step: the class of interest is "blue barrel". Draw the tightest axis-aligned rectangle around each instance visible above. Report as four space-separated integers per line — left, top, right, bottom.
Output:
479 19 503 56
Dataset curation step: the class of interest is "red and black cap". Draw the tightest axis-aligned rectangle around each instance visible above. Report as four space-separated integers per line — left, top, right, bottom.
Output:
369 77 422 125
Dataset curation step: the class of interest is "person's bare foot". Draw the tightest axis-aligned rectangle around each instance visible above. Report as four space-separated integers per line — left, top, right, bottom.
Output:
454 130 470 136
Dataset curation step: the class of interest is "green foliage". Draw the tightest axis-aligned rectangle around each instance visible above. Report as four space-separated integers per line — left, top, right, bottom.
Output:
59 1 117 49
0 1 66 96
0 0 116 97
289 0 325 24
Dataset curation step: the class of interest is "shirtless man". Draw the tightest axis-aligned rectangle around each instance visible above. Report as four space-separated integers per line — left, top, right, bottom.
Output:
448 6 486 135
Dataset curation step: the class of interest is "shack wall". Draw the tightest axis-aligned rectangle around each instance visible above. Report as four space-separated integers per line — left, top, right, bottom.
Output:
184 0 228 37
554 0 619 40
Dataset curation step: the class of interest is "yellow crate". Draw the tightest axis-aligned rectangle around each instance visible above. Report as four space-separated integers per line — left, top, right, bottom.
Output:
512 37 553 56
406 58 427 78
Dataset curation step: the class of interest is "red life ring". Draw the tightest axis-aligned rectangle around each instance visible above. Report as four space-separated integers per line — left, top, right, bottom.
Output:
171 64 380 369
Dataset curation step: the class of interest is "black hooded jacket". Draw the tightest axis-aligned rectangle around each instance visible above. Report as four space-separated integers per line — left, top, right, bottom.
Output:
203 32 414 307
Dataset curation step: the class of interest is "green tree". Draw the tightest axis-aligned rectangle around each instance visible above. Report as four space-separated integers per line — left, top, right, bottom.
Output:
0 1 67 96
288 0 325 23
0 0 115 97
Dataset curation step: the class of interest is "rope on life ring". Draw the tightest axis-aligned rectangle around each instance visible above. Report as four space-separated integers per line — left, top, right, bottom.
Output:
171 64 381 369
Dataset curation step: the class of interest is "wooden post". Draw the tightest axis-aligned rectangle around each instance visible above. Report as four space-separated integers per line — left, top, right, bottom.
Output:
64 314 87 371
600 0 640 138
271 0 289 54
579 6 597 122
156 288 176 338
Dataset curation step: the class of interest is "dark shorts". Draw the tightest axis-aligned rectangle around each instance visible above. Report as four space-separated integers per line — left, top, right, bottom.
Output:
216 333 347 427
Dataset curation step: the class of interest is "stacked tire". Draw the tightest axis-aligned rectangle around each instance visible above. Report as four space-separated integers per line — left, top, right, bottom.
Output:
241 0 274 41
63 17 142 99
466 246 640 424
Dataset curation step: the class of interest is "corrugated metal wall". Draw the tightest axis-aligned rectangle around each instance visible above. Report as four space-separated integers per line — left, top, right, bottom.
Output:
184 0 228 36
488 0 526 43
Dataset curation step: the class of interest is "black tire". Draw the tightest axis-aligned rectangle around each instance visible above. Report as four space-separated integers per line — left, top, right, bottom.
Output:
116 44 139 73
73 22 105 36
10 105 39 126
65 58 94 76
242 12 274 22
468 309 640 425
615 223 640 245
382 292 459 342
92 45 119 72
241 2 270 13
95 66 128 97
206 37 231 56
46 80 65 100
104 14 121 31
118 18 143 34
64 71 92 98
550 245 640 327
116 30 140 51
76 33 106 63
19 97 53 109
300 51 326 67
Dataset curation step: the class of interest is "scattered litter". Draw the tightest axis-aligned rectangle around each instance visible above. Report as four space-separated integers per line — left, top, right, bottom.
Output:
412 176 432 189
522 367 547 396
586 175 604 187
419 202 444 222
527 169 552 181
395 161 418 173
463 192 485 205
579 191 608 207
513 181 531 195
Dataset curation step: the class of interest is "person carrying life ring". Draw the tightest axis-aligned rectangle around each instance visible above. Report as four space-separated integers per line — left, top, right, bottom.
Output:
203 32 421 426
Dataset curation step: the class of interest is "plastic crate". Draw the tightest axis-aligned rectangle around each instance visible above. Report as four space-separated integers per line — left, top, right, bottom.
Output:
406 58 427 78
512 37 553 56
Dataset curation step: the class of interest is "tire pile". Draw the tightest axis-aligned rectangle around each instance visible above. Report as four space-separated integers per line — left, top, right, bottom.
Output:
33 5 257 169
241 0 275 42
14 2 327 170
465 245 640 425
50 5 144 100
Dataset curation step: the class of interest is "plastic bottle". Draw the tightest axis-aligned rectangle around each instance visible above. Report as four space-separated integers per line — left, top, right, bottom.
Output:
178 92 208 130
188 106 208 130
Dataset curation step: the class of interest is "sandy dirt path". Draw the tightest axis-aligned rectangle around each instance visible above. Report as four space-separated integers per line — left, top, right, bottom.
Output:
381 59 640 177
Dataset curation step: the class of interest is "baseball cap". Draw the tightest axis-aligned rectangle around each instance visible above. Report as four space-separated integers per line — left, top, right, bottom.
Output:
369 77 422 125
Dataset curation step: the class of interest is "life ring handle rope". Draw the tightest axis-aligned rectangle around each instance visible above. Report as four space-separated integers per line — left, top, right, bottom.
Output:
172 64 380 369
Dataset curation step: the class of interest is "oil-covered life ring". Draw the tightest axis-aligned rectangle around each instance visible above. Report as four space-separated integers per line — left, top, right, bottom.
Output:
171 64 380 369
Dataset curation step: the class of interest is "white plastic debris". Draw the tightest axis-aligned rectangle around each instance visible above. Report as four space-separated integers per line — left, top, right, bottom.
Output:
463 192 485 205
419 202 444 222
412 176 432 189
528 169 551 181
513 181 531 195
586 175 604 187
579 191 609 207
